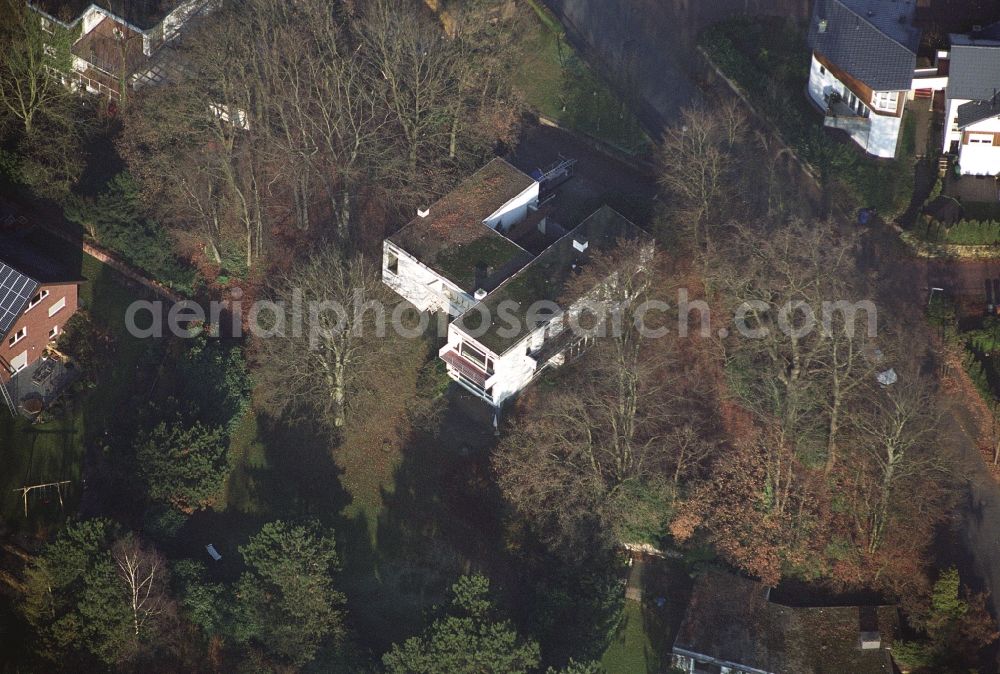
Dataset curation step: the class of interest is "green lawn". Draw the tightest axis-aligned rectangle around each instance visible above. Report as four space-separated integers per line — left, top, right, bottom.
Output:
601 600 662 673
514 1 650 155
0 241 152 530
601 557 692 674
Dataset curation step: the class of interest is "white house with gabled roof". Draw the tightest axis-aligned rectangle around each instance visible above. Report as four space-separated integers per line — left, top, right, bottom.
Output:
29 0 212 99
941 26 1000 176
806 0 922 158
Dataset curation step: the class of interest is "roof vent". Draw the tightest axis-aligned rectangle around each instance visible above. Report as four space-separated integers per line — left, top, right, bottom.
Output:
818 18 828 33
573 238 589 252
417 207 430 218
474 288 487 301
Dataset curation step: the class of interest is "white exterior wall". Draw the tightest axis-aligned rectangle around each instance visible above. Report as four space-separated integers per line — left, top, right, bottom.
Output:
807 54 905 158
440 325 541 407
958 117 1000 176
483 183 540 233
162 0 211 42
866 113 904 158
670 650 771 674
443 309 587 407
943 96 970 153
80 7 105 33
382 242 474 316
807 54 837 109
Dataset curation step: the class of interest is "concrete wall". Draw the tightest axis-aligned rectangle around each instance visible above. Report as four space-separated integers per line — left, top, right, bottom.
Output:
484 183 540 233
867 113 904 158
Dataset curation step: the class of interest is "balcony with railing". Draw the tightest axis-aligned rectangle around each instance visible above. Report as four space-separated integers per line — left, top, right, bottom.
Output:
439 346 490 388
824 98 871 137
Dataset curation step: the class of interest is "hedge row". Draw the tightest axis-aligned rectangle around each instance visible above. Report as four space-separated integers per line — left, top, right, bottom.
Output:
913 218 1000 246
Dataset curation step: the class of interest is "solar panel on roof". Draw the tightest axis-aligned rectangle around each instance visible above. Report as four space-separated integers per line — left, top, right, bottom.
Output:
0 261 39 339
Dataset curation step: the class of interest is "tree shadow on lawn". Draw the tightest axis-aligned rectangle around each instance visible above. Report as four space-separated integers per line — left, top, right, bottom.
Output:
180 413 356 584
342 389 505 653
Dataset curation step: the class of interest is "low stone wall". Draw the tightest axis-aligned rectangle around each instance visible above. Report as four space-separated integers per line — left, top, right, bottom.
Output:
39 222 184 303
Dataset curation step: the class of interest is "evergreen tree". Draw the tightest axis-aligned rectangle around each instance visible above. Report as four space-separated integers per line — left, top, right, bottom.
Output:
231 520 346 667
383 575 542 674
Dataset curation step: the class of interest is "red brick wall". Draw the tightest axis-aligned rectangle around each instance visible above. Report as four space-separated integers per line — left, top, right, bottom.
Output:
1 282 79 383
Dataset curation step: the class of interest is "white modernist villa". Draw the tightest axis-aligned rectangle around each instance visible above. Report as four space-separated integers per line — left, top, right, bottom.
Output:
382 159 648 409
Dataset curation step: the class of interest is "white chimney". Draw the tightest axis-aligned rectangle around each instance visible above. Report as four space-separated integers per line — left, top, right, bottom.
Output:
474 288 488 301
573 238 589 252
859 632 881 650
417 207 430 218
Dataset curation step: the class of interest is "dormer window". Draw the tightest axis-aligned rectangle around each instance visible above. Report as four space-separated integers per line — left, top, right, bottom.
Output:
27 289 49 311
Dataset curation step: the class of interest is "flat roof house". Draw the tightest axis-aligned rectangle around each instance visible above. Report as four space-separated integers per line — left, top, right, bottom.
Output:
384 158 538 317
806 0 922 158
382 159 650 409
671 571 900 674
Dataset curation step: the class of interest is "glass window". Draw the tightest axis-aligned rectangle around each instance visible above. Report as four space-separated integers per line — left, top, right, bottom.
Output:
460 342 493 373
871 91 899 112
27 289 49 310
8 327 26 346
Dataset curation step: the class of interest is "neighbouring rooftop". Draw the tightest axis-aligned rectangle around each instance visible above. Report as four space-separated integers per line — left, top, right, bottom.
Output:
31 0 181 30
808 0 920 91
389 158 536 293
454 206 648 355
949 33 1000 101
674 571 899 674
956 97 1000 128
71 16 147 75
0 230 82 286
0 262 38 341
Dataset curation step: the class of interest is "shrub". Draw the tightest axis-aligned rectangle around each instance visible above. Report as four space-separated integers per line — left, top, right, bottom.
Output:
63 172 196 293
913 216 1000 245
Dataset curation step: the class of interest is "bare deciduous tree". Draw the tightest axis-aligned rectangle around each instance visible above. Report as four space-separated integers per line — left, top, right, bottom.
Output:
252 247 427 430
111 535 169 642
495 242 704 549
657 101 746 251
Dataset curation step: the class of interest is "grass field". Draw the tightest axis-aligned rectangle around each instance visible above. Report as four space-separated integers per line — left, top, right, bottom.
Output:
514 1 650 155
0 239 151 530
219 388 503 653
600 557 692 674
